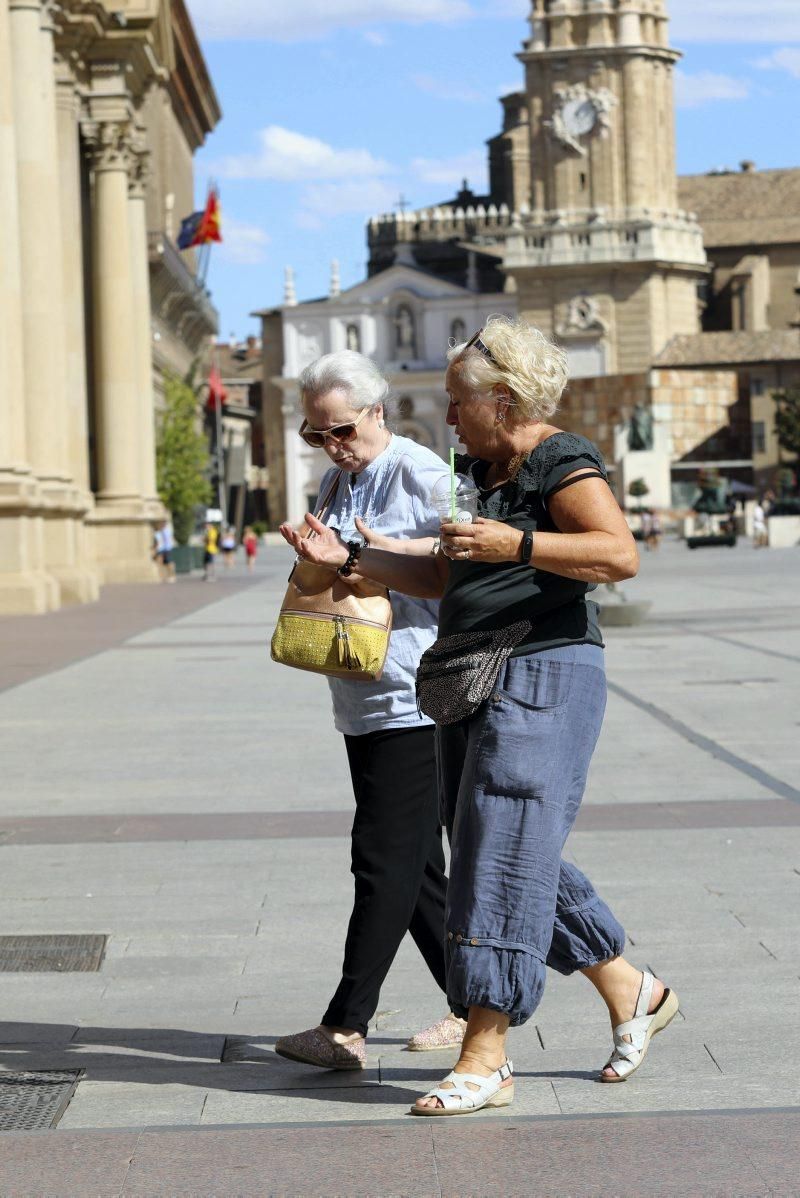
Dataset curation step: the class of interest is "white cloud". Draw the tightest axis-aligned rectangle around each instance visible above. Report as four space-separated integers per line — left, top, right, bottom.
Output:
674 70 750 109
296 179 399 229
669 0 800 42
411 149 488 191
186 0 472 41
219 217 270 266
362 30 388 46
755 47 800 77
215 126 392 182
412 73 483 103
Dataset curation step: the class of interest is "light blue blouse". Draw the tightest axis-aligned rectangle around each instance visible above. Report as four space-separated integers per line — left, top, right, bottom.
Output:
316 434 450 736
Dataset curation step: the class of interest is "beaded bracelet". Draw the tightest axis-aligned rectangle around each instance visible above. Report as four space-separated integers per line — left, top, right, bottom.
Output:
338 540 363 577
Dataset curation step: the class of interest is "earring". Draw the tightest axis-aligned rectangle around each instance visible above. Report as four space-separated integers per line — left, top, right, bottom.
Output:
496 410 506 423
378 419 385 428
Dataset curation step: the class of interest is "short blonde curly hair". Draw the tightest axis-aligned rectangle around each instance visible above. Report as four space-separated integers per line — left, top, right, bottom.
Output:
447 314 568 421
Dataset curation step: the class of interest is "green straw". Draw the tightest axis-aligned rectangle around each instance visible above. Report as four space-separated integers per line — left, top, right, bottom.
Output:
449 447 456 521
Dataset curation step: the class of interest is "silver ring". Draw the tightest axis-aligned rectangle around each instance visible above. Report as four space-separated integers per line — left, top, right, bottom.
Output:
462 548 470 558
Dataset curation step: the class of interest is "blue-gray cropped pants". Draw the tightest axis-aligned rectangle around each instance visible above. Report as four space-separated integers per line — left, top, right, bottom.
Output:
436 643 625 1027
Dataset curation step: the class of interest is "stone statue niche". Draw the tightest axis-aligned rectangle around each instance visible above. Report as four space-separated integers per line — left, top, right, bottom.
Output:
394 304 417 359
627 402 654 451
346 324 360 352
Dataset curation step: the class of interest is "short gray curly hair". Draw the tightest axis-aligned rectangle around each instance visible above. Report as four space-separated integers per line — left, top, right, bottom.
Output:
299 350 390 413
447 314 568 421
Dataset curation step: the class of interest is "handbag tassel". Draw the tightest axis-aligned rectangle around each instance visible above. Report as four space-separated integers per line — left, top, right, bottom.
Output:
335 617 364 671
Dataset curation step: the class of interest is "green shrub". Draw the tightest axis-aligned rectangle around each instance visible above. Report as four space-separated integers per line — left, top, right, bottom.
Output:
156 373 211 545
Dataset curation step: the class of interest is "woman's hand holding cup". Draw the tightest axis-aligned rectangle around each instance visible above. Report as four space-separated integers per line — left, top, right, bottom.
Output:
440 517 525 564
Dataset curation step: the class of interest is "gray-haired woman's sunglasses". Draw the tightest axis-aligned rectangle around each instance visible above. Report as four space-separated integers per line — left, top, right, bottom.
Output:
298 405 371 448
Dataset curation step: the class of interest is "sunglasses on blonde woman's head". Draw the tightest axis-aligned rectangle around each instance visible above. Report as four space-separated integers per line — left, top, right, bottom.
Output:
465 327 501 368
298 405 371 448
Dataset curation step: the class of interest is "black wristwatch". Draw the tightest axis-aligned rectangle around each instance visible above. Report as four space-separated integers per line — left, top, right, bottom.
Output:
338 540 363 577
519 529 535 565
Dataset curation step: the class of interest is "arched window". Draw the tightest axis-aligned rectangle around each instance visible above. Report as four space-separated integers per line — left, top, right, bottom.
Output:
395 304 416 353
450 318 466 345
398 396 415 419
345 324 360 352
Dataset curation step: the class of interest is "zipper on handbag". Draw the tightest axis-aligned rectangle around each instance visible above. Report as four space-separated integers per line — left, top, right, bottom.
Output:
280 609 389 632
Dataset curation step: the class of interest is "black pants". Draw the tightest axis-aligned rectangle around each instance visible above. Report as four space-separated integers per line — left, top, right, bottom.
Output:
321 724 449 1037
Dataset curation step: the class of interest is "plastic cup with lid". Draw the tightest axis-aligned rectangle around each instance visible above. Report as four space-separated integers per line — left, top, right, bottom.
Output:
430 475 480 524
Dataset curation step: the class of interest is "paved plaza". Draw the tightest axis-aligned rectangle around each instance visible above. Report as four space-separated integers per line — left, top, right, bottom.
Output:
0 540 798 1195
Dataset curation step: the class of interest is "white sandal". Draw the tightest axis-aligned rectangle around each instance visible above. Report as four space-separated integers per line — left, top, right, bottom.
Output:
601 970 679 1083
410 1060 514 1116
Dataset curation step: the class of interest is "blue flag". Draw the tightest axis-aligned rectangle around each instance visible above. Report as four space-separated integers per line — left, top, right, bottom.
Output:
177 211 203 250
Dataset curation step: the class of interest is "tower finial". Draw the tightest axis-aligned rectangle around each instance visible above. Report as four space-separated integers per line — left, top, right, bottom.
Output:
283 266 297 306
329 259 341 298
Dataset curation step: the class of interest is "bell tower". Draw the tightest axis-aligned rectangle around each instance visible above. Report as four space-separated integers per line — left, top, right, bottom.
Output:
500 0 707 375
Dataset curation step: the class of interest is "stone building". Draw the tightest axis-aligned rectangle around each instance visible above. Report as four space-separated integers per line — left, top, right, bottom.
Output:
0 0 219 615
363 0 800 500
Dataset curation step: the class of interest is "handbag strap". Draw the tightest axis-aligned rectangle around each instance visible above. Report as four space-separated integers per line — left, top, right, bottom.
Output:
296 471 344 541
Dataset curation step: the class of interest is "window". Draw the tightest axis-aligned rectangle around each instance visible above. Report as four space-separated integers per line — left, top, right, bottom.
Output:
398 396 415 419
450 318 466 345
750 378 764 397
345 324 360 352
752 421 766 455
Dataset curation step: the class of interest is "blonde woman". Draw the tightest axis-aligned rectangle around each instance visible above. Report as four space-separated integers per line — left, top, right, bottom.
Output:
285 317 680 1114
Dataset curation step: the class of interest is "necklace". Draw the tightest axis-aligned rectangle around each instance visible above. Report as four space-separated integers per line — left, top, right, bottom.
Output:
486 450 527 489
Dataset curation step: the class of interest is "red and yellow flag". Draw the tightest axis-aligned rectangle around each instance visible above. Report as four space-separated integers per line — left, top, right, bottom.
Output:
195 188 222 245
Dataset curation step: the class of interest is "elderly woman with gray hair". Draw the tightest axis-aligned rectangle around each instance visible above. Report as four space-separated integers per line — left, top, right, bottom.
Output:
276 350 466 1072
286 316 679 1115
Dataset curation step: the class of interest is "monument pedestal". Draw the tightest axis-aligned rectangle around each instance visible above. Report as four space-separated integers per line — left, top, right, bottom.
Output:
614 422 672 510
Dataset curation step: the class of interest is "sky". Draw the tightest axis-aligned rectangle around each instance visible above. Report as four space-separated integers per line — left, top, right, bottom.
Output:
184 0 800 341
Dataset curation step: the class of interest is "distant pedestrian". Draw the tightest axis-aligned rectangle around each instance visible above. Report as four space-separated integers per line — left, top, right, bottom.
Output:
203 522 219 581
639 509 652 547
752 500 768 548
156 519 176 583
645 509 662 551
220 526 237 569
243 526 258 573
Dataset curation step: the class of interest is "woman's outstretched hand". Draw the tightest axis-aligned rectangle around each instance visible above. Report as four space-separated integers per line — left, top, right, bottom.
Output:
440 516 523 564
354 516 396 551
279 514 349 570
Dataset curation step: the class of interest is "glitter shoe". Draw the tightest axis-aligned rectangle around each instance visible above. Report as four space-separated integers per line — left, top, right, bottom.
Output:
406 1013 467 1053
275 1027 366 1070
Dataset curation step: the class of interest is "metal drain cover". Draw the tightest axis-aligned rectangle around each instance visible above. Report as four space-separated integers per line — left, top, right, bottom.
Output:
0 934 107 973
0 1071 82 1130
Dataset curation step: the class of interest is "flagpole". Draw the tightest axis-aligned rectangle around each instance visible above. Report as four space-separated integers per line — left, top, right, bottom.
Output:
213 345 227 524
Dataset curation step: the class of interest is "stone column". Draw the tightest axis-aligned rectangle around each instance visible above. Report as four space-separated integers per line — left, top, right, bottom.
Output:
9 0 68 484
9 0 96 606
128 131 162 512
55 60 92 497
84 113 158 583
0 0 53 613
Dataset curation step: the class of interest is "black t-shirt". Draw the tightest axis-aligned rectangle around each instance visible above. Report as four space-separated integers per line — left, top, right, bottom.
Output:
437 432 607 656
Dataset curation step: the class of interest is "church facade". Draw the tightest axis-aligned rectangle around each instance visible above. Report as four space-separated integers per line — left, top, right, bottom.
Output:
0 0 219 614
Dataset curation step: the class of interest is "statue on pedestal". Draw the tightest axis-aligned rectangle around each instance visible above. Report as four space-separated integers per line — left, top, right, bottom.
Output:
627 403 654 451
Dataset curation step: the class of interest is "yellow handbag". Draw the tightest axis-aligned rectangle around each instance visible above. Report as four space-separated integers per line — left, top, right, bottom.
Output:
270 473 392 682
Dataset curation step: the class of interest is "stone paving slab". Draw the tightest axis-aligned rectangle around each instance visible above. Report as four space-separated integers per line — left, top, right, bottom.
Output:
0 1110 798 1196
